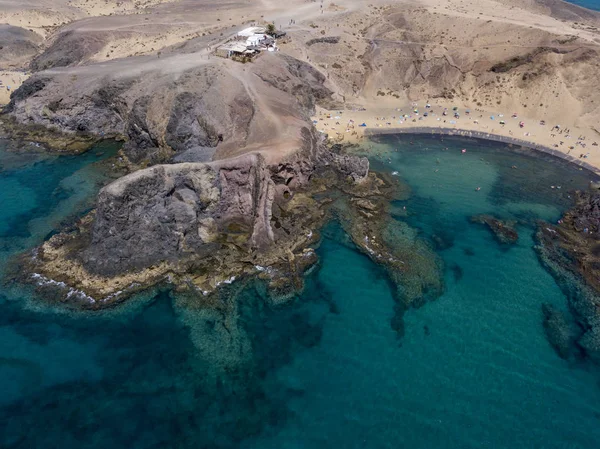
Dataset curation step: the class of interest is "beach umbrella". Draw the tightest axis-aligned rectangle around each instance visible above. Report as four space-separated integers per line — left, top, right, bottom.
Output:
453 106 458 111
490 116 495 120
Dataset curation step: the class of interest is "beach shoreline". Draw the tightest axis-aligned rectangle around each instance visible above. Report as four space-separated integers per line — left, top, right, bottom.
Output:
314 102 600 174
365 127 600 175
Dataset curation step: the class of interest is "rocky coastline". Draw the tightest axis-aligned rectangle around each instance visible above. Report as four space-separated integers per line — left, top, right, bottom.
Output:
16 132 370 308
536 189 600 361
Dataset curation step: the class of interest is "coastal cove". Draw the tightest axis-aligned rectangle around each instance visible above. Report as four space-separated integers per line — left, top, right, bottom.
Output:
2 134 600 448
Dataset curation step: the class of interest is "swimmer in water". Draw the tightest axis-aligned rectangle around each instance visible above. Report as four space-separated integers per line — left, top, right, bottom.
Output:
475 187 481 191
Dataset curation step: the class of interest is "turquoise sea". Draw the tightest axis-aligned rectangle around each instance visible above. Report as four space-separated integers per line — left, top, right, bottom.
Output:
566 0 600 11
1 135 600 448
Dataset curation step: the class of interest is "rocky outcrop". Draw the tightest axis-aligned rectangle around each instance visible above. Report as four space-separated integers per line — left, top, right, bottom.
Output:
470 214 519 244
538 191 600 293
82 153 281 276
3 54 336 166
322 167 444 338
25 140 370 307
536 190 600 362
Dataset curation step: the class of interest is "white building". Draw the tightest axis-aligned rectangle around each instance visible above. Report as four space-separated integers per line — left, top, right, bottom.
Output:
237 26 266 40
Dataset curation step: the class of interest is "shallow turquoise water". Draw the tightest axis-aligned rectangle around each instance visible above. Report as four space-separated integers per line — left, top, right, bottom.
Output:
1 136 600 448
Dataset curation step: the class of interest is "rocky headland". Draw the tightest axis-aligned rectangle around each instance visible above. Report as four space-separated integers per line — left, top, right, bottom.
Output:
22 127 382 306
1 0 599 316
536 190 600 361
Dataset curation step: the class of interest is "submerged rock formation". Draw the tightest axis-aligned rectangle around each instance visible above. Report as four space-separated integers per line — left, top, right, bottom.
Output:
536 190 600 362
325 168 444 337
541 303 579 360
470 214 519 245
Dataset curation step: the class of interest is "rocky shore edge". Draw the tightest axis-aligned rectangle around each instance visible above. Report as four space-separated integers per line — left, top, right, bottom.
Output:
535 189 600 362
10 134 374 309
0 114 102 154
10 132 445 327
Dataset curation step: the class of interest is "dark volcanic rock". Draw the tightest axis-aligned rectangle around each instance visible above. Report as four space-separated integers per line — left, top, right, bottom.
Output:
82 154 275 276
536 190 600 363
123 96 161 164
306 36 341 46
539 191 600 293
3 77 51 114
5 54 336 165
26 143 370 306
470 214 519 244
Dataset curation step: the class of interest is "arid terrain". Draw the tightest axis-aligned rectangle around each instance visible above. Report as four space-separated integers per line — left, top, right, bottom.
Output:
1 0 600 163
2 0 600 306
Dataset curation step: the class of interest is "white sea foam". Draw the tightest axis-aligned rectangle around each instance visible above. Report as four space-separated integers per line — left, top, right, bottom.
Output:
32 273 96 304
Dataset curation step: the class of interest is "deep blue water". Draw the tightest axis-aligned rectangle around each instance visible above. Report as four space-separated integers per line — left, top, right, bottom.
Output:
565 0 600 11
1 136 600 448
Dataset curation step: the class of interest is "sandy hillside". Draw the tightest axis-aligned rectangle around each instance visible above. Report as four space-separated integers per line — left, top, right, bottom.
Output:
1 0 600 167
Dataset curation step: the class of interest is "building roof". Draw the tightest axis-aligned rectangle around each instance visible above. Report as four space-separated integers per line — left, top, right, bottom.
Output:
218 42 249 53
237 26 266 38
246 34 267 45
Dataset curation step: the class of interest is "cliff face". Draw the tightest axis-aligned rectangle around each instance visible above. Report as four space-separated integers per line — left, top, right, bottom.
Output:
81 126 369 274
26 125 369 306
3 53 337 165
83 154 276 276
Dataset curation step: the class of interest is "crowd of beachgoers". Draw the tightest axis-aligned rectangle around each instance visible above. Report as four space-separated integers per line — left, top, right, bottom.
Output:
314 102 600 169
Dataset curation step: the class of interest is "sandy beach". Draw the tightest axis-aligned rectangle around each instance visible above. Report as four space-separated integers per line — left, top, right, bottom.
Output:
314 100 600 173
0 71 29 106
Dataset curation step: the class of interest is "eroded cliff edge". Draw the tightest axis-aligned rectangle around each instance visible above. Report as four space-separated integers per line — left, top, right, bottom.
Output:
3 45 444 317
1 53 336 165
21 130 376 307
